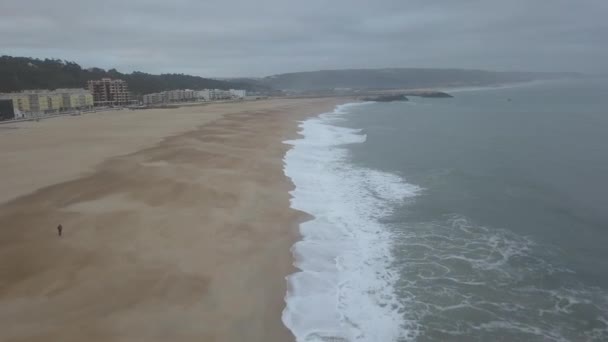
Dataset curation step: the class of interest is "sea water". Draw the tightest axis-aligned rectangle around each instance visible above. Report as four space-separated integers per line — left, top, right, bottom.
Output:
282 78 608 341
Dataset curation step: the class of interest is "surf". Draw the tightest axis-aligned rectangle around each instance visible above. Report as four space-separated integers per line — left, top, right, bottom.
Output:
282 103 420 341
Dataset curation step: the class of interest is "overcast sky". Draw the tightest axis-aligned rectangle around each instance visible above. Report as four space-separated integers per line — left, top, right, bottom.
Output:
1 0 606 77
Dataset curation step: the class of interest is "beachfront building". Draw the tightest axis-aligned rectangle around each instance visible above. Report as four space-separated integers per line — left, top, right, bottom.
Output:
0 91 56 116
143 88 247 106
171 89 195 102
229 89 246 98
168 89 196 102
40 92 62 113
166 90 181 102
0 93 30 118
0 99 16 121
88 78 130 106
58 89 94 110
196 89 211 101
196 89 244 101
184 89 196 101
210 89 232 100
143 89 197 106
143 92 166 106
0 89 94 118
26 92 50 113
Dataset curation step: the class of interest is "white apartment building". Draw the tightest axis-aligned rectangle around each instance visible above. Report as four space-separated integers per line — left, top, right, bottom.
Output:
198 89 241 101
144 88 247 105
143 92 166 105
184 89 196 100
229 89 246 98
143 89 197 105
196 89 211 101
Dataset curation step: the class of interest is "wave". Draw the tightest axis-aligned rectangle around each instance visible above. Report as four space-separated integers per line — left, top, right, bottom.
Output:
282 103 421 341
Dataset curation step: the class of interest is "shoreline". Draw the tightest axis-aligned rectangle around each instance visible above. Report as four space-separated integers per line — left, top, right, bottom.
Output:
0 98 349 341
281 101 416 341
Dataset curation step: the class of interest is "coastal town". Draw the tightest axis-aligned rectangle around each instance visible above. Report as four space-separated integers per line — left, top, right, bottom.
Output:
0 77 247 121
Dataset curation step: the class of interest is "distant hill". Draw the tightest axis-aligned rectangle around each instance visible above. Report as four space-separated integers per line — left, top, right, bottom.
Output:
0 56 270 95
261 68 582 91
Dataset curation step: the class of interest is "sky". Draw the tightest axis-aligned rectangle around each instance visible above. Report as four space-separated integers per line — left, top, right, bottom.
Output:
1 0 607 77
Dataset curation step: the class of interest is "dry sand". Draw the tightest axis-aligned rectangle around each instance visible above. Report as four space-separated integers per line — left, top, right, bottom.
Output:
0 98 347 342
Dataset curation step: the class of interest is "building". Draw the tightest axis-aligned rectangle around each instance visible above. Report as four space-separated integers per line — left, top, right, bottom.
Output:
195 89 229 101
143 92 167 106
58 89 94 110
40 93 62 113
87 78 130 106
165 89 196 102
184 89 196 101
196 89 237 101
0 93 29 117
142 88 247 106
211 89 232 100
0 91 54 116
196 89 223 101
0 89 94 118
229 89 246 98
0 99 15 121
166 89 184 102
196 89 211 101
143 89 197 106
27 93 48 113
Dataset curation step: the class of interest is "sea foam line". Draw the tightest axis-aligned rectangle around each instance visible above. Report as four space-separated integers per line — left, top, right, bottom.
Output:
282 103 420 342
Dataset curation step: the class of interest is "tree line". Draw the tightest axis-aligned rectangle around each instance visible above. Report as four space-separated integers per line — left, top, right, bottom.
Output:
0 56 267 96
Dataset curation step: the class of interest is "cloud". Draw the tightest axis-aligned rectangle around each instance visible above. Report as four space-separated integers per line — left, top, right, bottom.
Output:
1 0 606 76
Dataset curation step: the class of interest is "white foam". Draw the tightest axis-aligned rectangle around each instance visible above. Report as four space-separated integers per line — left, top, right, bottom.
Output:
282 103 421 341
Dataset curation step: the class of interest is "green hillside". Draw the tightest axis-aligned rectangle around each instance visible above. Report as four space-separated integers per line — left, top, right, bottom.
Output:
0 56 267 95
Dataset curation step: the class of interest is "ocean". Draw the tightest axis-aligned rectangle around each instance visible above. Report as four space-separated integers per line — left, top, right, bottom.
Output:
282 78 608 341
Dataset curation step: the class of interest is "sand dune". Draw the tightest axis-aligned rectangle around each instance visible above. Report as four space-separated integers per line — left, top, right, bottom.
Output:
0 98 346 342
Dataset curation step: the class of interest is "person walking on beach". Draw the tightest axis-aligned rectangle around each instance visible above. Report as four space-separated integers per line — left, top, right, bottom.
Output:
57 224 63 237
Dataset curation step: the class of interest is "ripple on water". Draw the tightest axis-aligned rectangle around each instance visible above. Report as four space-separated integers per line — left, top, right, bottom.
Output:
391 214 608 341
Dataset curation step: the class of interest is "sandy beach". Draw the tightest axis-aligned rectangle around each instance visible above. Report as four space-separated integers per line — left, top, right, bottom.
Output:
0 98 346 342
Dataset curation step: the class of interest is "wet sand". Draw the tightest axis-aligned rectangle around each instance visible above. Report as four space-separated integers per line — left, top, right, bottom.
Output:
0 98 346 342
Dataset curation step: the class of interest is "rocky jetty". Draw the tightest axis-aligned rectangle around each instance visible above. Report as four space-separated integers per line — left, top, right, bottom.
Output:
361 94 409 102
403 90 453 98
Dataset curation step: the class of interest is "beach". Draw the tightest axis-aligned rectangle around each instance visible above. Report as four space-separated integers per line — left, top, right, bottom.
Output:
0 98 345 342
